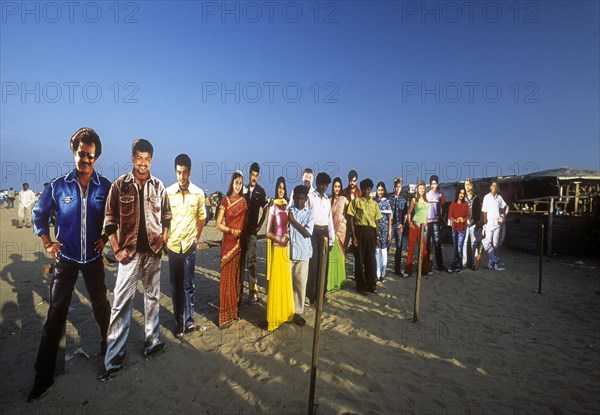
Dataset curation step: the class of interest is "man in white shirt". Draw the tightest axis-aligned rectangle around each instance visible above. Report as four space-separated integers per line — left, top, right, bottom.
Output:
481 181 508 271
306 172 335 304
17 182 37 228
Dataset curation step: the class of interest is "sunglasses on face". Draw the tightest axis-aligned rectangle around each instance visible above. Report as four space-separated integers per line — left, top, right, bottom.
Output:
77 151 95 160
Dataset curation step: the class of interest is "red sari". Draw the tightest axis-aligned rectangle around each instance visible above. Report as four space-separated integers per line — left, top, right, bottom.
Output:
219 195 247 326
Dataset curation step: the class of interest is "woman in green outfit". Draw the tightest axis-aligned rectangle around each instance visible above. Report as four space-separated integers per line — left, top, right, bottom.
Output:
405 180 432 277
327 177 349 291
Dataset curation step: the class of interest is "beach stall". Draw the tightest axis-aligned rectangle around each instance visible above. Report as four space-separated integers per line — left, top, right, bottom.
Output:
499 167 600 257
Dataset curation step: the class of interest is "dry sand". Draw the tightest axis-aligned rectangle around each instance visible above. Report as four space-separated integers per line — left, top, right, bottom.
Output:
1 205 599 414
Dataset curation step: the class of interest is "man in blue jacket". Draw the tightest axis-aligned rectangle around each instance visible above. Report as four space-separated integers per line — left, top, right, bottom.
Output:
28 128 111 401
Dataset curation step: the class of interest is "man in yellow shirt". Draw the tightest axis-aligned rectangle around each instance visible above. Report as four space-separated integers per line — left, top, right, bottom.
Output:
166 154 206 337
347 178 382 295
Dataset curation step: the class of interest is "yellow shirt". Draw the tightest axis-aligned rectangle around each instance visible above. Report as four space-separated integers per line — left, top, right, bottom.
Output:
347 196 382 228
166 182 206 253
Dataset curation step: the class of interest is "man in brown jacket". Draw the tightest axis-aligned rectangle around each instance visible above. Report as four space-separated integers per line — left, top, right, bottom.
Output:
101 139 172 379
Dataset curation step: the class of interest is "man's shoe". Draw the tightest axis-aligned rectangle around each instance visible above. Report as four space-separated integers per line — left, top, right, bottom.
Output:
401 273 409 278
369 289 379 295
292 314 306 326
184 325 197 334
27 376 54 402
426 271 434 276
356 290 368 296
98 366 121 381
248 294 259 305
143 342 166 357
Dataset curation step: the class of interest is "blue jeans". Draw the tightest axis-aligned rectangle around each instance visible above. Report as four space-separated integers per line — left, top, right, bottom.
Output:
426 222 444 269
392 224 404 273
168 242 197 332
451 229 466 270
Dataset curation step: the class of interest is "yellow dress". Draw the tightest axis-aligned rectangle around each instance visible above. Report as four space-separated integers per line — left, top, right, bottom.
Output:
266 201 295 331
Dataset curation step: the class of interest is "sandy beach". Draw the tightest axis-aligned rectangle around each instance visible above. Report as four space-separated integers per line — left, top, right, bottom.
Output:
1 204 599 415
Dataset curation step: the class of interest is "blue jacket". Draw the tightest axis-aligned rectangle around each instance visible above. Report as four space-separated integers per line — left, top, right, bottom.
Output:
33 169 111 263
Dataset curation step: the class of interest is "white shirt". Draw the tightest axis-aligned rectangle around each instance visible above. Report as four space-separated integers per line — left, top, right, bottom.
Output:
308 190 335 246
482 193 507 228
17 189 36 208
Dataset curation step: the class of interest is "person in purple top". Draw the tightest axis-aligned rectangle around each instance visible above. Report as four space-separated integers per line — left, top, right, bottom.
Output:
426 175 446 272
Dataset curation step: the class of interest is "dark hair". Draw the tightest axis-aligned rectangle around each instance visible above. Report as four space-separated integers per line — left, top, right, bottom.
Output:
376 181 387 196
174 153 191 171
429 175 439 184
226 171 244 196
303 167 314 175
415 180 427 202
316 172 332 185
348 169 358 181
250 162 260 174
293 185 309 198
455 185 466 202
331 177 343 198
360 178 374 191
70 127 102 159
274 176 288 200
131 138 153 157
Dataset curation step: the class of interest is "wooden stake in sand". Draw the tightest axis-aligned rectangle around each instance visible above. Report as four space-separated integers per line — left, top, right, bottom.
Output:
308 236 328 415
536 223 544 294
413 224 425 323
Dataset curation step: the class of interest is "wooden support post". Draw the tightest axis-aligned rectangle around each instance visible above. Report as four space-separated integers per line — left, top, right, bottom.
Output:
536 223 544 294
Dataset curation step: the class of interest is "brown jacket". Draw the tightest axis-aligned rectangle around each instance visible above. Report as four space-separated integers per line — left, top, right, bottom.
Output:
104 172 172 255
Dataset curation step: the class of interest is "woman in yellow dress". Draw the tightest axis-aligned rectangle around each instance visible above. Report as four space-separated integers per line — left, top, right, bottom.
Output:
265 177 295 331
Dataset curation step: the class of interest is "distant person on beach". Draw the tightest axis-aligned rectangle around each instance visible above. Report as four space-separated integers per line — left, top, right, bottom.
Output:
405 180 432 278
28 127 111 401
288 185 314 326
243 162 269 305
447 186 470 273
166 154 206 337
326 177 349 292
7 187 16 209
216 170 247 327
306 172 335 304
265 177 295 331
101 139 172 379
17 182 36 228
390 176 408 276
463 178 482 270
426 175 446 272
347 178 381 295
375 181 392 281
481 181 508 271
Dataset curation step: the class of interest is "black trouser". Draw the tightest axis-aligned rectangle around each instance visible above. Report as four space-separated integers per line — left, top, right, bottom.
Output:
33 256 110 382
354 225 377 292
306 227 330 303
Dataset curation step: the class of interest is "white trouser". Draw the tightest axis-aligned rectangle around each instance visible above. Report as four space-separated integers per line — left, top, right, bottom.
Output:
104 252 162 370
291 260 309 314
375 247 388 280
482 225 501 264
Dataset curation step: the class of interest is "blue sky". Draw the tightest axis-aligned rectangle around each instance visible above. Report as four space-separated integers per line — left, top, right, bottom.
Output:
1 0 599 193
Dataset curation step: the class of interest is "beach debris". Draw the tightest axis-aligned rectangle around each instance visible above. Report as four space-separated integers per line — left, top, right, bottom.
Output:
65 347 90 361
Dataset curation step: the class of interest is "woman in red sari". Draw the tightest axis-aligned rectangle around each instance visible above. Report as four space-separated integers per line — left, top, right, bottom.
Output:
216 171 247 327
